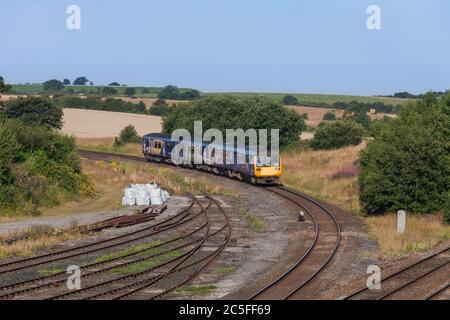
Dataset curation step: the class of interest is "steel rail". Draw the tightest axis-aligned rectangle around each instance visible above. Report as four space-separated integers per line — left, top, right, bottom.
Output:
342 246 450 300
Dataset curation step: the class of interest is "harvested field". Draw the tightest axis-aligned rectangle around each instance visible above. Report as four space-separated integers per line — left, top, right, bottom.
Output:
61 108 162 138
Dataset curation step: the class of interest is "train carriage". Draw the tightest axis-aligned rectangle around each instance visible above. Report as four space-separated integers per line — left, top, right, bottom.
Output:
142 133 281 185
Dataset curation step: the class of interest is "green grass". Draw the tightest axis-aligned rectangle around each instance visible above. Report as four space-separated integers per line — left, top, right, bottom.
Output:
241 208 265 233
215 265 237 275
39 268 64 276
171 285 217 297
202 92 411 107
94 241 162 263
110 250 182 275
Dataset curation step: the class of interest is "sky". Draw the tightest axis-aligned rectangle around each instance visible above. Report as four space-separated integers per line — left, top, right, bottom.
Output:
1 0 449 95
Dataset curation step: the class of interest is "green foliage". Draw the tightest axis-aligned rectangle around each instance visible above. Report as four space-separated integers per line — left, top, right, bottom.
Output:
0 76 12 93
1 96 63 129
0 119 93 216
158 85 180 99
54 95 146 114
343 107 371 130
162 96 305 149
124 87 136 97
102 87 117 96
109 82 120 86
43 79 64 91
180 89 200 100
73 76 89 85
359 94 450 215
282 95 299 105
323 112 336 121
311 121 364 150
63 79 71 85
148 99 169 116
443 195 450 224
117 125 141 144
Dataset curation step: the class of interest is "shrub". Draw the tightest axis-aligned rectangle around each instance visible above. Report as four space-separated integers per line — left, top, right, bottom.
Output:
43 79 64 91
311 121 364 150
331 165 359 179
0 119 93 215
117 125 141 144
282 95 298 105
323 112 336 121
124 87 136 97
158 85 180 100
148 100 169 116
102 87 117 96
1 96 63 129
359 94 450 215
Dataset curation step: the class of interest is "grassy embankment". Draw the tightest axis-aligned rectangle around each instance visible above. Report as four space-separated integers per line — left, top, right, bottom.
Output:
281 145 450 257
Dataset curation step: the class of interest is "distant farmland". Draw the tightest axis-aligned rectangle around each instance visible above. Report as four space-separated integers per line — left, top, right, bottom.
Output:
10 84 412 108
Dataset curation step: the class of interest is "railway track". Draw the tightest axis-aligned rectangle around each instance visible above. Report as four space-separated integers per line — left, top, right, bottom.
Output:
249 186 341 300
0 195 231 300
32 149 447 300
343 246 450 300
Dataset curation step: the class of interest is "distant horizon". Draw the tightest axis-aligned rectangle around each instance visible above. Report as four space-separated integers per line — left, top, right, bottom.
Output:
6 80 448 97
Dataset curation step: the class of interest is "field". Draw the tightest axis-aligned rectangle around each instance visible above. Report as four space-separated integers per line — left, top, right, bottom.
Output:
203 92 411 106
9 84 412 107
61 108 162 138
281 145 450 256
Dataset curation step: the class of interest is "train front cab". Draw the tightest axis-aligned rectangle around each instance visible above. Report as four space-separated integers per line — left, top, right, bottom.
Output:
253 155 282 184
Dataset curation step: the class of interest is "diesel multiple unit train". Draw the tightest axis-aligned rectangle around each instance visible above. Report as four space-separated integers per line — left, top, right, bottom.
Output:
142 133 282 184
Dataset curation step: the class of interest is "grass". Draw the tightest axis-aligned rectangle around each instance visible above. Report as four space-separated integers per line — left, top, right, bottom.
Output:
111 249 182 275
76 138 142 157
0 225 84 259
281 144 363 213
366 213 450 257
39 268 64 276
215 265 237 275
203 92 411 107
282 144 450 257
241 208 265 233
94 241 162 263
170 285 217 298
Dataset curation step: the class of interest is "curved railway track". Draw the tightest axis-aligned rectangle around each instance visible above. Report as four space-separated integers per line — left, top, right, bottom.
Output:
249 186 341 300
343 246 450 300
0 195 231 300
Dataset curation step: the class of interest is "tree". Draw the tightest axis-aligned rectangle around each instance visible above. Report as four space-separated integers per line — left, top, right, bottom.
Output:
102 87 117 96
282 95 299 105
109 82 120 86
343 104 371 130
180 89 200 100
63 79 71 85
89 81 94 86
323 112 336 121
124 87 136 97
1 96 63 129
142 88 150 94
162 96 305 149
43 79 64 91
359 94 450 215
73 77 89 85
117 125 141 144
311 121 364 150
0 76 12 93
158 85 180 99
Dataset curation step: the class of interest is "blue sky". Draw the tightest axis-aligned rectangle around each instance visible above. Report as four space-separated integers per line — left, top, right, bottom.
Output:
1 0 449 95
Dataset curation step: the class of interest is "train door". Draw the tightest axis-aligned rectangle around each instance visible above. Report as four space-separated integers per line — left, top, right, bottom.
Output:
150 140 163 156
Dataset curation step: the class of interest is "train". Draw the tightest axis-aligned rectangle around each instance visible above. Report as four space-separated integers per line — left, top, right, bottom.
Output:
142 133 282 184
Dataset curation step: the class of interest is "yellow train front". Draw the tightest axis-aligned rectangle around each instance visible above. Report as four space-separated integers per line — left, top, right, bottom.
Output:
252 155 282 184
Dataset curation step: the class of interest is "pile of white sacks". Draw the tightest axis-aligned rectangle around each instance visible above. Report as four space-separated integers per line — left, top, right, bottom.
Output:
122 182 170 207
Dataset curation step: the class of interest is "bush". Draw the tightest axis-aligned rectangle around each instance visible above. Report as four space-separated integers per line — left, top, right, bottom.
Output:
124 87 136 97
43 79 64 91
1 96 63 129
117 125 141 144
323 112 336 121
148 103 169 116
0 119 93 215
311 121 364 150
162 96 305 149
102 87 117 96
359 94 450 215
282 95 298 105
0 76 12 93
158 85 180 100
53 95 146 114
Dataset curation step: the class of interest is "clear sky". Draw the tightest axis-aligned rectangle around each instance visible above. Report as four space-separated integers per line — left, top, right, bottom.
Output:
1 0 449 95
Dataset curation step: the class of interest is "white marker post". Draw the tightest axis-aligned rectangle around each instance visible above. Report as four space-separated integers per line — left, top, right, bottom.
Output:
397 210 406 234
